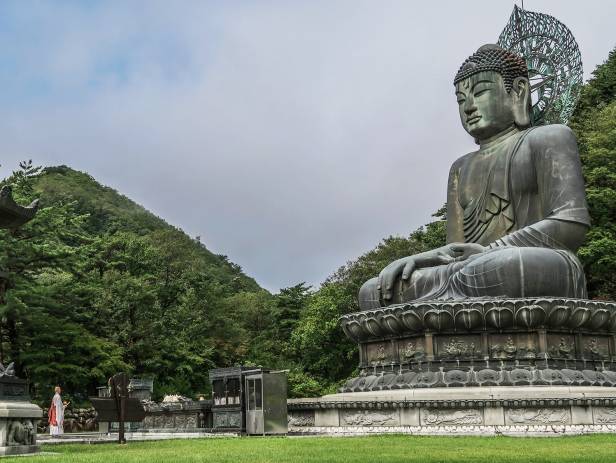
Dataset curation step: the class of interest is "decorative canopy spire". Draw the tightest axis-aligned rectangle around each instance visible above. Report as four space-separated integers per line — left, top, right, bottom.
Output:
497 5 583 125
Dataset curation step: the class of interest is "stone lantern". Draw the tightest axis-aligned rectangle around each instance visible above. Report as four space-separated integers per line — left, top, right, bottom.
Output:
0 185 42 456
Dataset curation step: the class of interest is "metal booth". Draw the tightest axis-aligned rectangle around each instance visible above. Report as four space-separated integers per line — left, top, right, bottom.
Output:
209 367 287 434
245 370 287 435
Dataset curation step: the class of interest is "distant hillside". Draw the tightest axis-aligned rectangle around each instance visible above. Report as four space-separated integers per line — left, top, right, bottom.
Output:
0 164 265 402
34 165 260 292
38 166 168 233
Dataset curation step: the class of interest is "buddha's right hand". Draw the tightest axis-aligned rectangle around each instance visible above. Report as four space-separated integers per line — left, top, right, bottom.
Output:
378 248 457 301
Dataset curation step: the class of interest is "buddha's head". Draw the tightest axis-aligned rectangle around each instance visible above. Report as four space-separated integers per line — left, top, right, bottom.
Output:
454 44 531 143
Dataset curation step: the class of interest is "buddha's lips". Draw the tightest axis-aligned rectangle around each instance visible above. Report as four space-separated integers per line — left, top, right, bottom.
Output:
467 115 482 124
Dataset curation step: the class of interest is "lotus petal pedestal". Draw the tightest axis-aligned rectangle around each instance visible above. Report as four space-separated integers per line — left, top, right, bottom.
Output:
340 298 616 390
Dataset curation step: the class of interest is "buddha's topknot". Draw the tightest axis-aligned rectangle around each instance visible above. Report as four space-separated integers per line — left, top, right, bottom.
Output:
454 44 528 92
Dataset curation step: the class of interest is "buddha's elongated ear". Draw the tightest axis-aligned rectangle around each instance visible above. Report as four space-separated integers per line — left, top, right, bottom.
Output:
511 76 531 128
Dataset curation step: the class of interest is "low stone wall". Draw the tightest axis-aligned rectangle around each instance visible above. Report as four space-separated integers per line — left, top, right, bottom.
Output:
139 400 211 430
39 407 97 433
288 386 616 435
41 399 212 433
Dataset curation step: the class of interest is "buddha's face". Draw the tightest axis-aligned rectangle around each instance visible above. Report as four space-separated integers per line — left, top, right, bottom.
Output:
455 71 517 141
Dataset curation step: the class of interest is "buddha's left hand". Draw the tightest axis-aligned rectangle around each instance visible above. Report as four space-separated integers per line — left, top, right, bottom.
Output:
446 242 486 261
416 243 485 268
378 243 485 301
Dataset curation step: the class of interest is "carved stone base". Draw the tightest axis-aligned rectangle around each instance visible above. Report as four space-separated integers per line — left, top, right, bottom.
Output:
0 400 43 456
288 386 616 435
340 298 616 391
0 444 40 456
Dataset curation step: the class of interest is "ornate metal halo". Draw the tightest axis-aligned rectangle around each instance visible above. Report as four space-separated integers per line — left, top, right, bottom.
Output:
498 5 583 125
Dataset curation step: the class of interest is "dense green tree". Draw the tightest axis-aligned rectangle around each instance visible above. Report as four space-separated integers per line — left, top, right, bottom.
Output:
289 212 446 393
0 163 128 399
570 46 616 299
273 283 311 342
0 165 265 403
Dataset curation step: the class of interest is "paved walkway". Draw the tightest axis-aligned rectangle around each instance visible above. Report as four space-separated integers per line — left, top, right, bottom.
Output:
39 431 238 445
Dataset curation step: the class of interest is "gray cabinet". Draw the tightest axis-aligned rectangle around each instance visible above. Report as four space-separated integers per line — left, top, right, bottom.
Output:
209 367 249 431
245 372 287 435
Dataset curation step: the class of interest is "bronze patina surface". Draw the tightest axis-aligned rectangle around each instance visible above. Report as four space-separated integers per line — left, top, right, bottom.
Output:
359 44 589 309
343 43 615 391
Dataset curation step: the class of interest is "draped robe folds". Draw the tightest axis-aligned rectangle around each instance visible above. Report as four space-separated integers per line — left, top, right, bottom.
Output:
359 125 590 309
48 393 64 436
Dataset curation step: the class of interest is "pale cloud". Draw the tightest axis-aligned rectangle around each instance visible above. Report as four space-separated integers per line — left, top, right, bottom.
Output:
0 1 613 291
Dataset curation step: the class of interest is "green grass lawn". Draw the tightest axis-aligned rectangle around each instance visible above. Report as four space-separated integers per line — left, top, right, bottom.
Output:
7 435 616 463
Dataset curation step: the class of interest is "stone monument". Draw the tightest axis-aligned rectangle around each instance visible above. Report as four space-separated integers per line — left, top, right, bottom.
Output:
288 7 616 435
0 185 42 455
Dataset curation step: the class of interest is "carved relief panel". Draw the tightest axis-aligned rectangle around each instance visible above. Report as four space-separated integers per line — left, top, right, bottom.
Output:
593 407 616 424
0 380 28 400
185 414 198 428
213 412 227 428
174 415 187 429
152 415 164 428
341 410 399 426
6 419 35 446
547 334 576 359
420 409 482 426
435 335 481 360
397 337 425 363
163 415 175 428
490 333 538 359
581 336 610 360
366 342 394 366
227 412 241 428
505 408 570 425
288 411 315 427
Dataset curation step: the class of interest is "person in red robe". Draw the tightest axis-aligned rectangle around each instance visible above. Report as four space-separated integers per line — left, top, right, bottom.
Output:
48 386 68 436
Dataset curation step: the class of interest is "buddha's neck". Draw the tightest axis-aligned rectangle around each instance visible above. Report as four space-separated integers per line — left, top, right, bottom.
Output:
478 125 519 150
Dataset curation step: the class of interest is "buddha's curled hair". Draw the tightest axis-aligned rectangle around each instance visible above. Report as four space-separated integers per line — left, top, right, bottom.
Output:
454 44 528 92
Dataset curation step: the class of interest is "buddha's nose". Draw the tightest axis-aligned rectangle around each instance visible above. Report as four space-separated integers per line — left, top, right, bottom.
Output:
464 99 477 115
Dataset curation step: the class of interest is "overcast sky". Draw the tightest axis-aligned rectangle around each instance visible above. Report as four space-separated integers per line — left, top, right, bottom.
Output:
0 1 614 292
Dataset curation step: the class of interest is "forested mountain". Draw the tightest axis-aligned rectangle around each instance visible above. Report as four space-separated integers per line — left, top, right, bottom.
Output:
3 46 615 404
0 165 267 402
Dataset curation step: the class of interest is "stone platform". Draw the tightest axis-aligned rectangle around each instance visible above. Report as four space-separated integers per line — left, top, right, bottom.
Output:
38 430 238 445
288 386 616 436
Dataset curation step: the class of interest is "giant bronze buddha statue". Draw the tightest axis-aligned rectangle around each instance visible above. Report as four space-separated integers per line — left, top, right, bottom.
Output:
359 44 589 310
331 20 615 415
